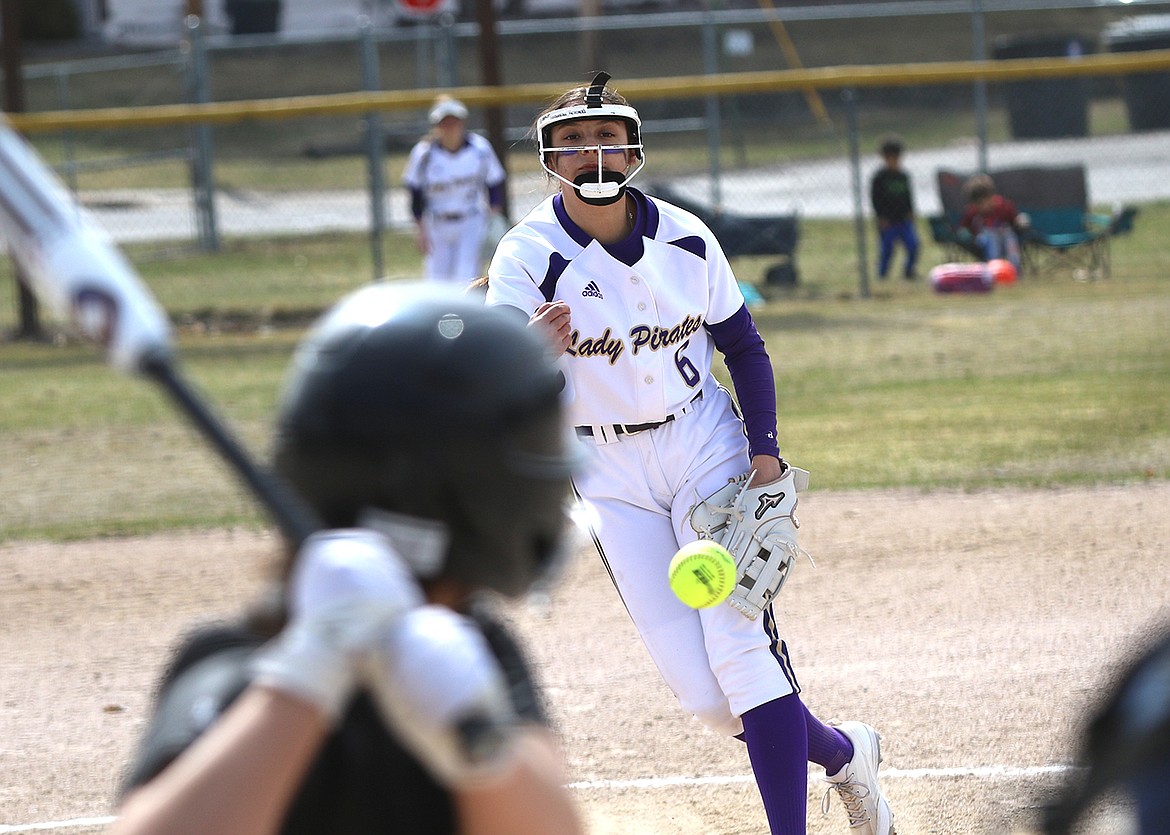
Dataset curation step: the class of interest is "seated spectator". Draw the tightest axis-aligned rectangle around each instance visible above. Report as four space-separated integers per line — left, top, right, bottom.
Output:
959 173 1029 273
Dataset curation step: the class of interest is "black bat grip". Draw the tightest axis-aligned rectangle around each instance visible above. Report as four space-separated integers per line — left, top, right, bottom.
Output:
139 350 322 549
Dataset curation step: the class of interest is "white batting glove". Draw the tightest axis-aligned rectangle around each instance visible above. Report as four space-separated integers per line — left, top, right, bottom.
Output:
364 605 519 788
250 529 424 720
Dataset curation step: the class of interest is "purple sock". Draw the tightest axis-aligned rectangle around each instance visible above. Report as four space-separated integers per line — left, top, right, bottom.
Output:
804 703 853 776
740 694 809 835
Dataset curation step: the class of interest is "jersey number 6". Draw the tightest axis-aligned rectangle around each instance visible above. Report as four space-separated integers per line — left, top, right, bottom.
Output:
674 340 701 387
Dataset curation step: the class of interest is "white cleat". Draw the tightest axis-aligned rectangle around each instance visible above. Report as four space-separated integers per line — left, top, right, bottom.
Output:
822 720 897 835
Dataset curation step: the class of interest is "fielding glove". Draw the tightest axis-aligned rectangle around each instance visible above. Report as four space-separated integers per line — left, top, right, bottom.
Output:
688 461 812 620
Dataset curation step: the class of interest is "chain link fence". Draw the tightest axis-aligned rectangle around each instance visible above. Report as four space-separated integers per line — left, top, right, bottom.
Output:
7 0 1170 293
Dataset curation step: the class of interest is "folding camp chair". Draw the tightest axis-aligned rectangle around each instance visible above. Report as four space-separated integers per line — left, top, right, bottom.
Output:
927 213 982 263
1021 207 1112 278
1092 205 1140 280
931 166 1138 280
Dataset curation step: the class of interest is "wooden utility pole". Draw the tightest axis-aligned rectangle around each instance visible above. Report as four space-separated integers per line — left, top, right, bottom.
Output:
0 0 24 121
580 0 601 73
1 0 44 341
474 0 510 218
755 0 832 131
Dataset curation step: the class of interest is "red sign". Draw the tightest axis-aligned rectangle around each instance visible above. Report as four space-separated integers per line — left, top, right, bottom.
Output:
395 0 450 18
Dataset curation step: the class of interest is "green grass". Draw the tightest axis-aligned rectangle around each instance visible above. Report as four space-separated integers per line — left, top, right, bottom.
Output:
127 231 422 314
764 291 1169 488
0 230 424 327
0 328 303 541
2 202 1167 541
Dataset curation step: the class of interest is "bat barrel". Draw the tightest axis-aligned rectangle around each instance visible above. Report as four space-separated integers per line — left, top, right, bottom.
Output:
0 120 172 373
0 117 320 548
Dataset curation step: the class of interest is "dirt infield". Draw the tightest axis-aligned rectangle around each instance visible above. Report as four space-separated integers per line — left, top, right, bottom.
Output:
3 483 1169 834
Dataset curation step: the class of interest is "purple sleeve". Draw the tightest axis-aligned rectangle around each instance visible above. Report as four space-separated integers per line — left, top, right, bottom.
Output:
409 186 426 222
706 304 780 459
488 183 505 211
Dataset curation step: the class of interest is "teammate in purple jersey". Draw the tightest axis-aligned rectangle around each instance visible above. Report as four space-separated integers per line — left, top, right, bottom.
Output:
403 96 508 284
485 73 896 835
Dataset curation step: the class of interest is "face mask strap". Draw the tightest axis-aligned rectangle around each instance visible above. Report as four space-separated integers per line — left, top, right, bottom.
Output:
543 153 646 204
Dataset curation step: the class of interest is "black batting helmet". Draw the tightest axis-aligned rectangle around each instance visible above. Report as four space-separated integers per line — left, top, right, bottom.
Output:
1043 622 1170 834
272 282 577 598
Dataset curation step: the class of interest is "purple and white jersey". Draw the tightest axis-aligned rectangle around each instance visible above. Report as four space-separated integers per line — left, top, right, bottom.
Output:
402 132 505 219
486 188 746 430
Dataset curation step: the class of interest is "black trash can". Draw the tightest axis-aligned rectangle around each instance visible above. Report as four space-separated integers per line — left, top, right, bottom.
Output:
992 33 1094 139
224 0 282 34
1103 15 1170 131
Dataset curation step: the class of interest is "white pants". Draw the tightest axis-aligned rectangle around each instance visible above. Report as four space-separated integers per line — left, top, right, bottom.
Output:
572 382 799 737
424 212 487 284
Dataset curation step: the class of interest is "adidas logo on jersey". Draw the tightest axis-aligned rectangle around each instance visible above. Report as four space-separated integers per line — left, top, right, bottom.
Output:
582 281 604 299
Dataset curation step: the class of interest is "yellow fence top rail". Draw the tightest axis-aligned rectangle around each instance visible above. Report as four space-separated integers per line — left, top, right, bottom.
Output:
7 48 1170 134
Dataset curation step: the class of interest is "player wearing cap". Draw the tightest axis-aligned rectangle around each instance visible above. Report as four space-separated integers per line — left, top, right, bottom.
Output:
402 96 508 284
485 73 897 835
112 283 583 835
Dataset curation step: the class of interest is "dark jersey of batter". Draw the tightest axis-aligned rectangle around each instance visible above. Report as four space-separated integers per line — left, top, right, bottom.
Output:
120 603 548 835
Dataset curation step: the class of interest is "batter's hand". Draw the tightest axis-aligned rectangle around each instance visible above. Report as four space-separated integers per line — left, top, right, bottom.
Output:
250 529 424 720
364 605 519 788
529 300 572 357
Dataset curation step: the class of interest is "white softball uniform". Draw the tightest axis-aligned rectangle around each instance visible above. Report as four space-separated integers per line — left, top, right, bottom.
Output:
402 133 505 284
486 189 797 737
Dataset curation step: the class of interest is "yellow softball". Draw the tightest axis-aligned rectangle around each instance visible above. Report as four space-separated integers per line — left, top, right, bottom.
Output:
668 539 737 608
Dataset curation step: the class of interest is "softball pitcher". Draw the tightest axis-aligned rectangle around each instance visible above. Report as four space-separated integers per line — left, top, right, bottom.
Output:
402 96 507 284
486 73 896 835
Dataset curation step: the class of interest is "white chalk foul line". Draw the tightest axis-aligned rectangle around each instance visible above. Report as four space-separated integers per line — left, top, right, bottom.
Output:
0 817 116 833
567 763 1075 790
0 765 1078 832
